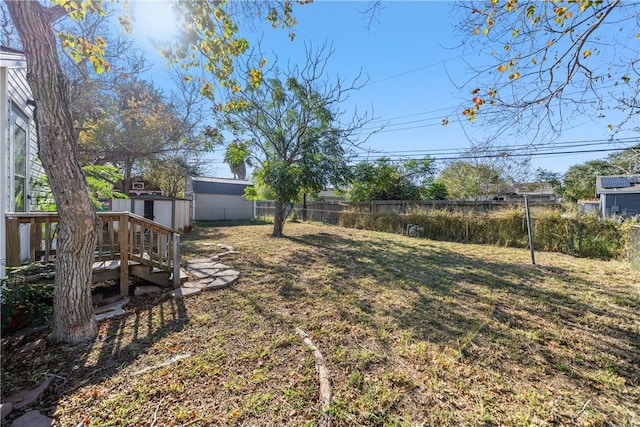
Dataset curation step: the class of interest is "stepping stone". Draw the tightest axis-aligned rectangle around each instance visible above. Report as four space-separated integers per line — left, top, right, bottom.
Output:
95 297 129 315
183 278 214 289
9 410 53 427
190 267 221 276
186 262 217 270
210 263 232 270
186 258 213 264
214 251 240 259
1 403 13 420
5 376 53 410
96 308 125 321
214 269 240 279
188 269 213 279
216 244 235 251
134 286 162 296
171 287 202 298
179 269 189 283
205 275 239 291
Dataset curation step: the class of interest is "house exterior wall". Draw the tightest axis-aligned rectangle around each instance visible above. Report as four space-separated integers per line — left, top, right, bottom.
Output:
193 193 254 221
1 50 43 278
601 193 640 218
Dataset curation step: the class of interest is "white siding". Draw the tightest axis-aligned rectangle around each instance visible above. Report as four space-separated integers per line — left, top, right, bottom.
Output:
173 200 191 232
154 201 172 228
109 198 192 232
1 51 43 278
7 64 41 212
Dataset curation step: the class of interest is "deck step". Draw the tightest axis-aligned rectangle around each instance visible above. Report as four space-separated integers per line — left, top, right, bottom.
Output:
131 265 172 287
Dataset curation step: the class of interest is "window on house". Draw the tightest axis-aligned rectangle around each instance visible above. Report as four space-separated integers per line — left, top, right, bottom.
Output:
13 118 27 212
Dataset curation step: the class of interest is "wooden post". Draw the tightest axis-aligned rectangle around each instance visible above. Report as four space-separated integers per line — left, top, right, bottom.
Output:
44 218 51 261
29 218 39 262
172 232 180 287
119 213 130 296
524 196 536 265
6 217 20 267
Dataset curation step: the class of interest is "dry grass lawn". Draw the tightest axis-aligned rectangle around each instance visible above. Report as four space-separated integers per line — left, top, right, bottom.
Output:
2 221 639 426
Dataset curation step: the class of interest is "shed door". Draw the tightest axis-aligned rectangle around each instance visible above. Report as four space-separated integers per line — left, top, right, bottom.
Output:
144 200 154 220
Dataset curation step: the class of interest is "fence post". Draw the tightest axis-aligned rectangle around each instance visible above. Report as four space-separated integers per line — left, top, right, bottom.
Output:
465 219 469 244
524 196 536 265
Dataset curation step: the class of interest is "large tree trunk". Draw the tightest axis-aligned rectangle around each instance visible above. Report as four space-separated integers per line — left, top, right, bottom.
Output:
7 1 99 343
273 199 286 237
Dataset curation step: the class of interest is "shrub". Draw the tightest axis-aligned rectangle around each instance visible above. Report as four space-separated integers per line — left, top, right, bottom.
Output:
1 282 54 333
338 207 627 260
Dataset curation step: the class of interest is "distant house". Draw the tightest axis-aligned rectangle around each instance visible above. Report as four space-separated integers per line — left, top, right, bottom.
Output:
1 46 45 278
477 182 560 204
577 199 600 216
596 175 640 219
314 188 345 202
495 182 559 203
186 176 254 221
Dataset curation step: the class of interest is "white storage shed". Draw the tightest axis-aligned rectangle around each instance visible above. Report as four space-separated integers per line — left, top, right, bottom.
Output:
110 195 192 232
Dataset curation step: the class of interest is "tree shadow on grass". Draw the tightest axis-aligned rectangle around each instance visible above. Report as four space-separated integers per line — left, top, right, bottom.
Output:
280 232 639 393
0 291 190 424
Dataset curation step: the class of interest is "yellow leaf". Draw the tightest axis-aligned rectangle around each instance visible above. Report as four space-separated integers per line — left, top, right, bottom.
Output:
498 64 508 72
509 72 520 80
583 49 591 58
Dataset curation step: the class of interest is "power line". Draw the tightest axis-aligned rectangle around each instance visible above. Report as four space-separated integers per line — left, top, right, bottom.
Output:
351 145 636 163
352 137 638 158
366 56 463 86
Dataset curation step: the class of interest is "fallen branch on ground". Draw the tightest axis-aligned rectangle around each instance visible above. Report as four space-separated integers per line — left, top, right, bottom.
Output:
295 327 331 427
131 353 191 377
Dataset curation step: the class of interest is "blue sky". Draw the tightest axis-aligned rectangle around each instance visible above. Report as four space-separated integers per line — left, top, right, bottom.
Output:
130 1 635 179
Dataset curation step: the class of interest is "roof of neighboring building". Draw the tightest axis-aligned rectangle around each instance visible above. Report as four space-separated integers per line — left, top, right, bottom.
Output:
0 45 26 68
596 175 640 194
123 195 190 201
188 176 253 196
189 176 253 186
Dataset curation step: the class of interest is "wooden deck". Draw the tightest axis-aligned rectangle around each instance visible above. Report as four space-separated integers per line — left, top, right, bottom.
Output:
5 212 181 295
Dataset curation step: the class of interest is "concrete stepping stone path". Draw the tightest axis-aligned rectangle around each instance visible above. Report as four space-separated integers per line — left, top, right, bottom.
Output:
171 244 240 298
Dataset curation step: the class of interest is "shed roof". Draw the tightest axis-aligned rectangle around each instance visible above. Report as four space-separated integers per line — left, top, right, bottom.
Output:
190 176 252 186
596 175 640 194
189 176 253 196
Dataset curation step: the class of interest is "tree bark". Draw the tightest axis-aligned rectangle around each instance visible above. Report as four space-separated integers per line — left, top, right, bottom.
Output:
272 199 286 237
6 1 99 343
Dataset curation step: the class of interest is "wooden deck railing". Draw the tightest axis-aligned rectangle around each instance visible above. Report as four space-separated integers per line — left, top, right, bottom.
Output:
5 211 181 294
